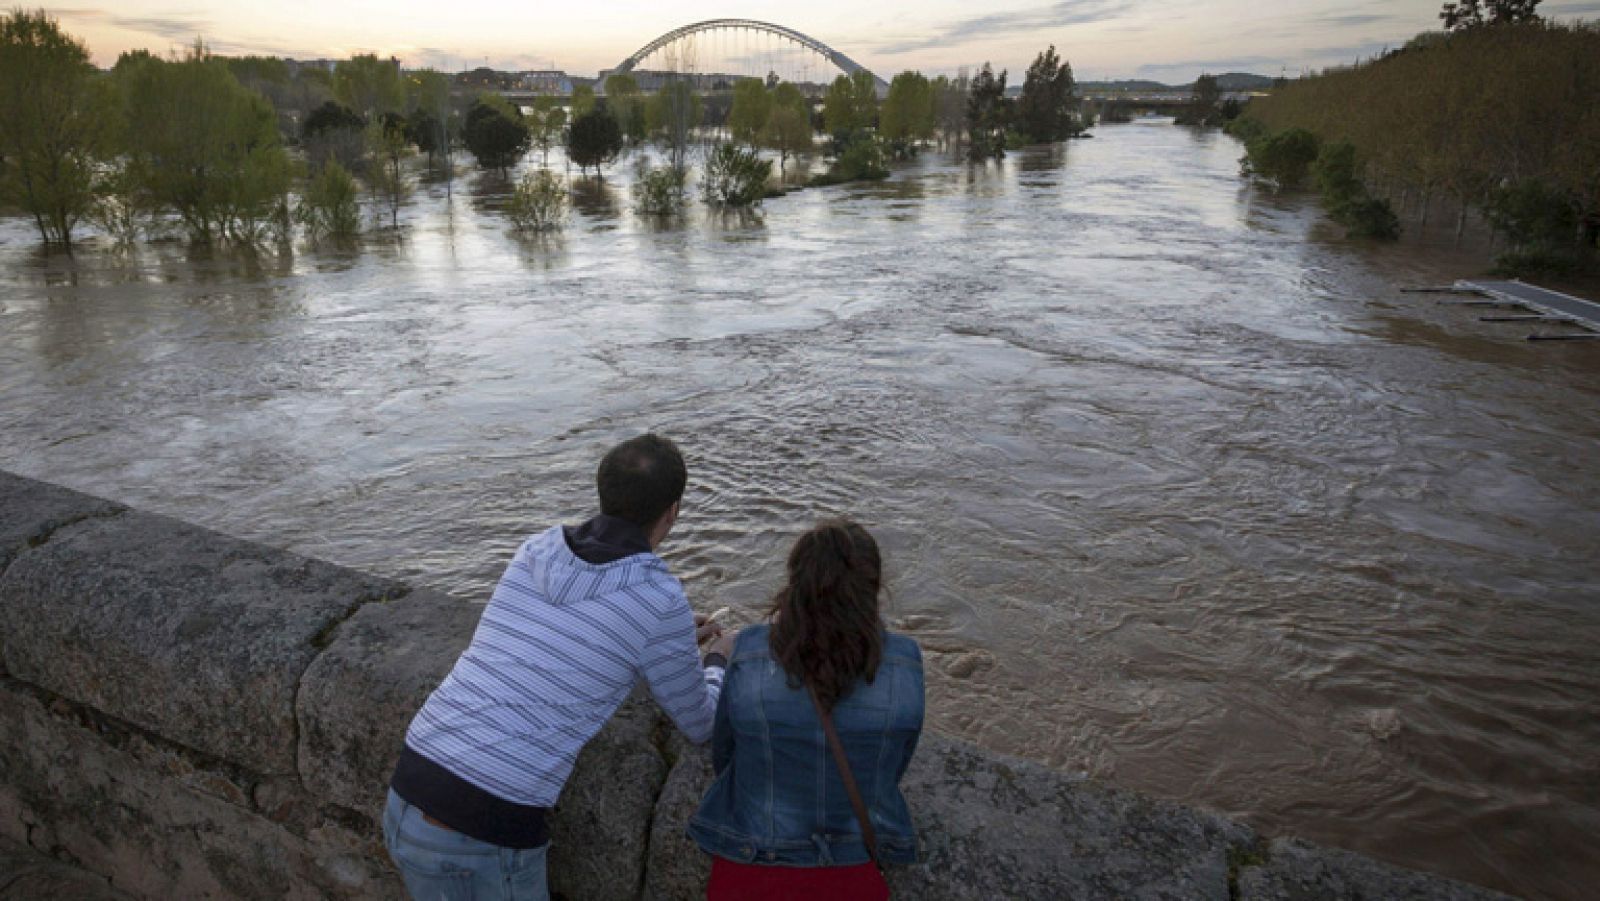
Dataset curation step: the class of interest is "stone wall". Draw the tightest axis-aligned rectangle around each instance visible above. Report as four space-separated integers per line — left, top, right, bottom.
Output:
0 471 1511 900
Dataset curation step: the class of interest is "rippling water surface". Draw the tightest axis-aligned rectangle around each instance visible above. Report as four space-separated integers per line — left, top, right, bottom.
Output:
3 122 1598 899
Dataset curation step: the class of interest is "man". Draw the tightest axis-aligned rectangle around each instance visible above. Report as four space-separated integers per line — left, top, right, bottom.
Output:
383 433 736 899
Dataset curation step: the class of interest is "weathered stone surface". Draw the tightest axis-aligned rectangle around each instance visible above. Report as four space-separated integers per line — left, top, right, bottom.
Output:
0 679 400 900
0 471 122 577
643 732 1255 901
1237 837 1514 901
0 834 132 900
641 743 715 901
0 510 403 774
889 734 1255 900
549 690 671 901
296 588 479 823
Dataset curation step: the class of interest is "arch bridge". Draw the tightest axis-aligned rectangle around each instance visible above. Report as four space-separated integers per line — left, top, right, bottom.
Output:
610 19 887 93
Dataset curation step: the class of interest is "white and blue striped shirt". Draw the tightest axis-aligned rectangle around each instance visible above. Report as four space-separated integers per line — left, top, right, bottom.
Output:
405 524 723 807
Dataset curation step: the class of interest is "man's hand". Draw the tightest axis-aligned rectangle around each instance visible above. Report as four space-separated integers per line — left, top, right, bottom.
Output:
694 613 723 646
706 628 739 660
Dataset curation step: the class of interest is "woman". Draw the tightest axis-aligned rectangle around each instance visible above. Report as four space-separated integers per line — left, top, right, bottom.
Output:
689 520 925 900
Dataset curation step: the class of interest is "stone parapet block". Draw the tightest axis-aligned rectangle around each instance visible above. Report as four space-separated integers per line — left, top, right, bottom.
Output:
0 679 397 900
643 732 1256 900
0 508 403 775
548 690 669 901
0 471 123 577
295 588 478 822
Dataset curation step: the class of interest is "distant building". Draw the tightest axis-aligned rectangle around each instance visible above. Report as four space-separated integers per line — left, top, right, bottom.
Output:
519 70 573 94
287 58 339 74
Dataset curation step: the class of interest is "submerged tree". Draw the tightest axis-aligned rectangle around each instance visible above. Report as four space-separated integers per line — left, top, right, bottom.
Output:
604 73 647 144
879 70 935 156
762 82 813 171
966 63 1008 161
296 160 361 241
120 43 292 244
302 100 365 173
822 70 878 137
728 78 773 149
0 10 111 247
932 72 969 150
527 96 567 166
566 108 623 178
647 79 702 172
462 96 531 171
1015 46 1081 143
366 113 412 228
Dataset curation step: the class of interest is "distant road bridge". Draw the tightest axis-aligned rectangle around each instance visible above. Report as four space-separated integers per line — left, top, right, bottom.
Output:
1082 91 1193 111
609 19 888 94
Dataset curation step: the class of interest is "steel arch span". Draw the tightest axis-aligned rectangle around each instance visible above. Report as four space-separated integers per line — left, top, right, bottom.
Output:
612 19 887 92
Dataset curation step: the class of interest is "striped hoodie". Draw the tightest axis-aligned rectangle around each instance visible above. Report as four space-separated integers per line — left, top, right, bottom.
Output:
392 519 723 846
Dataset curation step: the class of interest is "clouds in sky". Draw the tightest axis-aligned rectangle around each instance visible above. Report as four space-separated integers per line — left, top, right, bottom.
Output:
872 0 1137 54
38 0 1600 83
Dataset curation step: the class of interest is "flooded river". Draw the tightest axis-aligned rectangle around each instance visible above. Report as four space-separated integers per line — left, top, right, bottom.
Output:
2 121 1597 898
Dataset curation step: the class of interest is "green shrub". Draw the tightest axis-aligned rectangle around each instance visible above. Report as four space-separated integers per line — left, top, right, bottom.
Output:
809 139 889 187
1333 196 1401 240
1485 180 1578 250
1243 127 1320 190
1225 116 1268 142
700 144 772 207
633 164 686 215
507 169 568 232
295 160 361 240
463 99 531 171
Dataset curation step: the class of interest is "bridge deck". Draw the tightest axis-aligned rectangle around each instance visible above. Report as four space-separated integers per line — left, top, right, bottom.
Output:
1454 279 1600 337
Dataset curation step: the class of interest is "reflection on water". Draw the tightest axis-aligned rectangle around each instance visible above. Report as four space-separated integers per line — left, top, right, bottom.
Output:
3 122 1599 900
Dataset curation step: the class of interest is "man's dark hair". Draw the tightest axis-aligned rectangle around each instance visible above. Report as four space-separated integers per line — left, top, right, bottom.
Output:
597 434 687 527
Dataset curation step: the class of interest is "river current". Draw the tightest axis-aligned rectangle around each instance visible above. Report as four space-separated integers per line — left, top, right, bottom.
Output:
2 121 1597 899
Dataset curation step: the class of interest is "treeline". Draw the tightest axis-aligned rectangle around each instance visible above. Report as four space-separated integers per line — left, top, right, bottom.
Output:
1232 19 1600 273
0 10 1098 248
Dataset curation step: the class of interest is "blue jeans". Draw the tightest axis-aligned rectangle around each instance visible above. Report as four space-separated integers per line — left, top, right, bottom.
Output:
383 789 550 901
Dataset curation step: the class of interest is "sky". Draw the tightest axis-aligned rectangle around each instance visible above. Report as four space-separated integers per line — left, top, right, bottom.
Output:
46 0 1600 83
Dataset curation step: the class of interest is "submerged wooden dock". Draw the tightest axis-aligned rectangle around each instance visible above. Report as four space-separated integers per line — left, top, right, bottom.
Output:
1446 280 1600 341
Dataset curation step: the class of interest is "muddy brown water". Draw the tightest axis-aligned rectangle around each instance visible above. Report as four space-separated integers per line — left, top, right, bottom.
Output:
3 121 1597 899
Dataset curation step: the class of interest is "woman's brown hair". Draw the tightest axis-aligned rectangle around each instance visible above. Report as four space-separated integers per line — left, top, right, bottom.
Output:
768 519 885 711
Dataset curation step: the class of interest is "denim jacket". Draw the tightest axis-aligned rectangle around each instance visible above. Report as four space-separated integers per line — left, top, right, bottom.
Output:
687 624 924 867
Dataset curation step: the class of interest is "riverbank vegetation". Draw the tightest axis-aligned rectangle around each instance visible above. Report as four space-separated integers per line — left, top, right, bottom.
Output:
0 10 1098 249
1231 7 1599 271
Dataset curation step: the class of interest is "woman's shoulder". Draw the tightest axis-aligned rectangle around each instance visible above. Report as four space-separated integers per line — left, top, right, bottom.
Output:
731 623 771 658
883 630 923 665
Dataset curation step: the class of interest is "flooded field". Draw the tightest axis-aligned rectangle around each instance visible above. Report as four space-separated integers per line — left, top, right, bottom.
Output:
2 121 1597 898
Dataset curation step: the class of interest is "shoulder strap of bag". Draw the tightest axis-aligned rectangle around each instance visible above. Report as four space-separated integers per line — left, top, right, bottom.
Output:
808 684 881 867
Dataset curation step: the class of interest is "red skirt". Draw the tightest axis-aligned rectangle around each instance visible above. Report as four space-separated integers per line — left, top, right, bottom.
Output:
707 856 888 901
